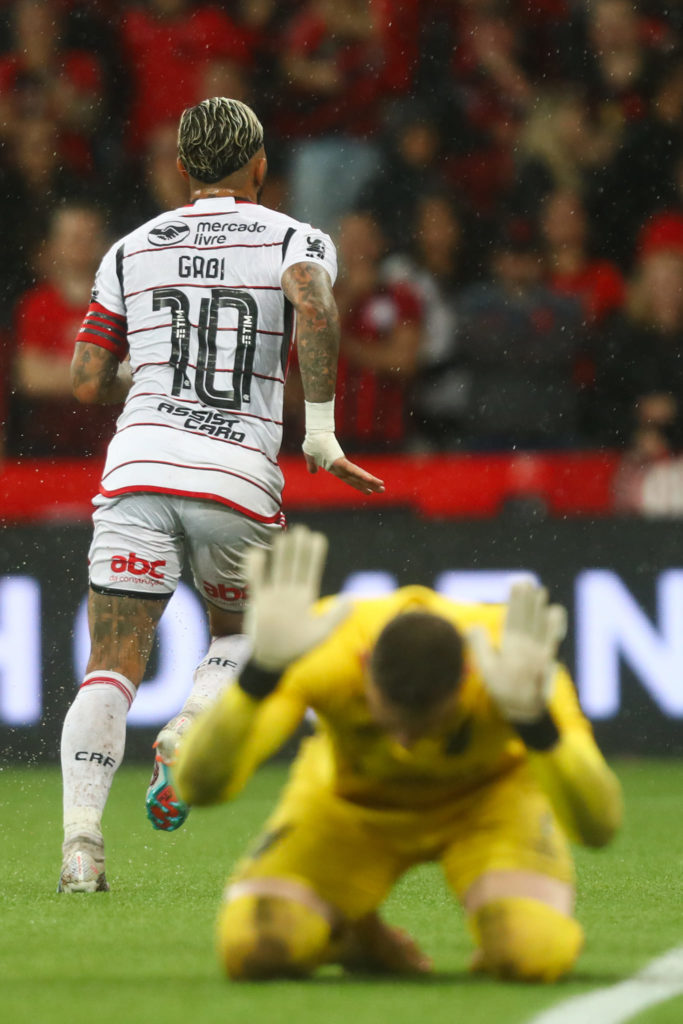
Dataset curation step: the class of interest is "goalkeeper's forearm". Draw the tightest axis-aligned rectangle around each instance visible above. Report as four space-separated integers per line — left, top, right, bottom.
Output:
518 716 623 847
175 682 262 806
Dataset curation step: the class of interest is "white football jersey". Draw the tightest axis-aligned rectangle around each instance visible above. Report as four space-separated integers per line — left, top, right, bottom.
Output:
80 197 337 522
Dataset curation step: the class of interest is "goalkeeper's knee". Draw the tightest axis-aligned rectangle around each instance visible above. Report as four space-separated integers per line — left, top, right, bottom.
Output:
469 898 584 982
217 893 332 980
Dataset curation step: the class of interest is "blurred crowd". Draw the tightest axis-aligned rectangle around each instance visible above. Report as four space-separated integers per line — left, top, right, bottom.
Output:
1 0 683 510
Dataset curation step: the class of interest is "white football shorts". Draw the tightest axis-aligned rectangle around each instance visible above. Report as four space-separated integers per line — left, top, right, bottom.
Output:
88 493 283 610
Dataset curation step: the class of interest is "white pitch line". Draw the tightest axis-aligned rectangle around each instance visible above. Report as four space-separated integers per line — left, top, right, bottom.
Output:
527 945 683 1024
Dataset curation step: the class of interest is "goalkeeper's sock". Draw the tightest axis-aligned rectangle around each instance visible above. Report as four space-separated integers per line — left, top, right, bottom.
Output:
154 633 251 761
61 671 136 844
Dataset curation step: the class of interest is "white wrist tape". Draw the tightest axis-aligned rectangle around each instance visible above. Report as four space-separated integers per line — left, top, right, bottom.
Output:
303 400 344 470
304 399 336 433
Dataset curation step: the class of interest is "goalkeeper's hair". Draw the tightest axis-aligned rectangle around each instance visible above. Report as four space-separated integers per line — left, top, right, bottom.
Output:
177 97 264 184
370 611 464 710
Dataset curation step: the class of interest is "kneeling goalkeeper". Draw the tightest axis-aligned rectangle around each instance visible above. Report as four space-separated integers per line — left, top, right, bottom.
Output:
176 527 622 981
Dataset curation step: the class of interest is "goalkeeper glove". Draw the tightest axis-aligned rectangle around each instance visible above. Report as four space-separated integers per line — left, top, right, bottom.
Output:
468 582 567 724
243 525 350 675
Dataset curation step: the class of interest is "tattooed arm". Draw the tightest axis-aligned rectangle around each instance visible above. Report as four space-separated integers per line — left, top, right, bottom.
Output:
282 262 384 495
71 341 132 405
281 261 339 402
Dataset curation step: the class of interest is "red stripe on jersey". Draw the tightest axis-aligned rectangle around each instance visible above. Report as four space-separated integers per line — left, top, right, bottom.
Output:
124 241 285 258
124 283 281 298
129 391 201 403
99 483 283 524
130 358 283 386
114 419 280 466
100 458 281 503
128 322 282 337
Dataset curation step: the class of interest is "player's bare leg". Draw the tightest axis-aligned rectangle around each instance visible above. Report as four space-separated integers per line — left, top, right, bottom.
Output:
147 606 251 831
59 589 167 892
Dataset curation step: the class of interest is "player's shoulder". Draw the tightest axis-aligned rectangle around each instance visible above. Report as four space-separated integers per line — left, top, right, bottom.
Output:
258 207 336 260
252 204 328 235
113 206 193 251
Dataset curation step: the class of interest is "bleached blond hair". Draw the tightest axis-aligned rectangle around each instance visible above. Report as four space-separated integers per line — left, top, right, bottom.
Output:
177 97 264 184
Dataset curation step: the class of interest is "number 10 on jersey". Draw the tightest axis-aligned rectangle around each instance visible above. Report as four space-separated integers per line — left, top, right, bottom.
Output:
153 286 259 412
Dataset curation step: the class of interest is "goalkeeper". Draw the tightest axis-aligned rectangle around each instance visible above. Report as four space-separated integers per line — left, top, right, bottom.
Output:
176 526 623 981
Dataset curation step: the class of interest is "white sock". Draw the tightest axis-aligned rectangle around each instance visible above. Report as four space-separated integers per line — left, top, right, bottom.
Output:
155 634 251 759
61 671 136 847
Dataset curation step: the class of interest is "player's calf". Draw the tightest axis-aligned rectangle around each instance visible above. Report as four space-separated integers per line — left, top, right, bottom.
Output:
469 897 584 982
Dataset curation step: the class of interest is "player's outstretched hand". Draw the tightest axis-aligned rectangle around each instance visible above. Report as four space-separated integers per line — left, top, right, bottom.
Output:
243 525 350 672
340 912 433 976
468 581 567 724
303 452 385 494
302 433 385 494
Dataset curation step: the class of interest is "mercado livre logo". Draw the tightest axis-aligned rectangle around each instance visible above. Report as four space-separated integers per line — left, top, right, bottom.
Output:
147 222 191 246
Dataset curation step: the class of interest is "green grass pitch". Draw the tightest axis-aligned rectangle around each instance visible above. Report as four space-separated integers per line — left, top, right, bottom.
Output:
2 760 683 1024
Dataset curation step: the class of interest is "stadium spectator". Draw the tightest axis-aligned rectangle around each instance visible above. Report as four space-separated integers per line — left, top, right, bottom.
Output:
57 98 383 895
383 192 472 449
451 217 583 449
611 419 681 515
9 203 117 457
540 189 625 327
358 99 453 253
508 90 621 222
593 246 683 450
594 54 683 266
415 0 552 215
118 0 253 153
578 0 663 123
0 113 96 323
539 189 626 441
277 0 413 229
333 210 422 451
176 526 622 981
0 0 105 176
112 121 191 233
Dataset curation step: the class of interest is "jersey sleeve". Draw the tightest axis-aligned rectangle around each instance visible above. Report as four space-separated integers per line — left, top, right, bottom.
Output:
523 666 623 847
176 682 306 806
90 241 126 316
76 242 129 361
280 224 338 286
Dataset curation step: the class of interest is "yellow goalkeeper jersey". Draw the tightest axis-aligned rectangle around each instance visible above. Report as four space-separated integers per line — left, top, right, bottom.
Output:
178 587 622 847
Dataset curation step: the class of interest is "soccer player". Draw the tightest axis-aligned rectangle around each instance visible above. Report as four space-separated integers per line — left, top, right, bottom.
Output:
176 526 623 981
58 97 384 893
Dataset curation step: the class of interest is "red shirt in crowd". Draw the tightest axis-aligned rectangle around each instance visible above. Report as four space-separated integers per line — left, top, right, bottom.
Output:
14 281 118 456
336 282 421 449
0 51 103 173
120 4 252 150
549 261 625 325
